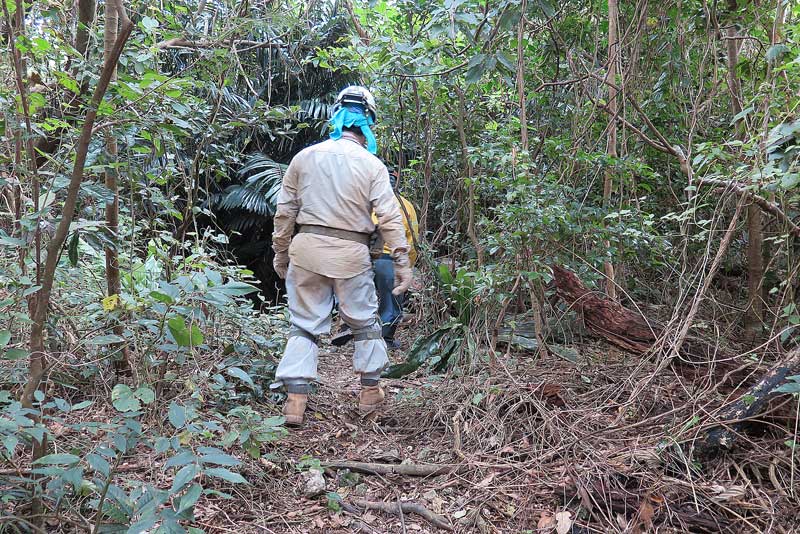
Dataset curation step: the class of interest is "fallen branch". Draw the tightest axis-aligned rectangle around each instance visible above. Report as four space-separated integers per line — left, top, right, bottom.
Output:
322 460 462 477
698 346 800 454
346 499 453 531
551 264 728 362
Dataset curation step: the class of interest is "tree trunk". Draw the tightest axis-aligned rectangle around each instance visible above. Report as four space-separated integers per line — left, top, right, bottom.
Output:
454 87 484 267
4 0 45 522
23 0 134 410
517 0 528 152
102 0 129 374
761 1 786 341
725 0 763 343
745 203 764 340
603 0 619 299
421 97 432 239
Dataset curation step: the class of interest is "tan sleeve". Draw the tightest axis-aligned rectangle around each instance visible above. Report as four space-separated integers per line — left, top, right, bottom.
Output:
370 165 409 255
271 156 300 254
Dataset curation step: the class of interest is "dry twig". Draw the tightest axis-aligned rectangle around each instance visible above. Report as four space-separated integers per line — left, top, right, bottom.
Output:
322 461 462 477
346 499 453 531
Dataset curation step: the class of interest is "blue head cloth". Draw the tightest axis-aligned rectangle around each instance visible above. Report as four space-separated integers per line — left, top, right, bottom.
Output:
329 105 377 154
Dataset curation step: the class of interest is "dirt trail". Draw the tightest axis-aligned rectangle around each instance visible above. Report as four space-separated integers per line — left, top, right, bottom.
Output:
237 333 465 533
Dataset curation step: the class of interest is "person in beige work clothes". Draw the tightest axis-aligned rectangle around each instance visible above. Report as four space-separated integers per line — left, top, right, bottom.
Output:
270 86 413 426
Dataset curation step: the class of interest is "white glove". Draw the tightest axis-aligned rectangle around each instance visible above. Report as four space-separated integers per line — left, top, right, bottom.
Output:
392 253 413 296
273 251 289 279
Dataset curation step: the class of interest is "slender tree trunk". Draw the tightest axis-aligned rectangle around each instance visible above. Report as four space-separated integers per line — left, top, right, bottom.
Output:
603 0 619 299
421 97 432 239
3 0 46 521
454 87 484 267
517 0 528 152
75 0 96 58
4 0 41 294
103 0 129 374
725 0 763 342
23 1 134 410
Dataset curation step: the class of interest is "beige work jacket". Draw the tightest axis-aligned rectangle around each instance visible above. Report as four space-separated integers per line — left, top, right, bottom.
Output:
272 133 408 279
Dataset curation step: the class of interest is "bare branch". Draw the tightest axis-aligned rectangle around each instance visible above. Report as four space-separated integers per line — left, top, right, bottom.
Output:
697 178 800 237
156 37 287 50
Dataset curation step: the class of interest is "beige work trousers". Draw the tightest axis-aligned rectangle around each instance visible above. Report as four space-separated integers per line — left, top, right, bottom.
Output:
271 264 388 391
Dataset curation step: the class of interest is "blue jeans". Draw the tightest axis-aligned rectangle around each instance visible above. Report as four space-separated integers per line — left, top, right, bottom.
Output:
373 254 404 340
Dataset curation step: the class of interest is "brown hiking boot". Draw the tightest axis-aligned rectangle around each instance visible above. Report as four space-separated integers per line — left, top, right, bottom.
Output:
282 393 307 426
358 385 385 415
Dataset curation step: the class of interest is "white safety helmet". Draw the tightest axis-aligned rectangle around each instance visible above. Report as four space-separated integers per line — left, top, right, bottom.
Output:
333 85 377 123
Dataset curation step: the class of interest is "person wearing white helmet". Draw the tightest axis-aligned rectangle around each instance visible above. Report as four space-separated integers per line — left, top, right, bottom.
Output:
270 85 413 426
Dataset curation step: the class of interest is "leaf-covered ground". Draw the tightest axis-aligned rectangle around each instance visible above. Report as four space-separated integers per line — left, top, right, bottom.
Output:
178 323 797 533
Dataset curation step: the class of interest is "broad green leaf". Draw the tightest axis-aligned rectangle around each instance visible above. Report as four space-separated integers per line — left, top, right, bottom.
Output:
0 330 10 348
465 54 487 84
766 44 790 63
62 466 83 489
165 449 196 468
154 437 171 453
203 467 248 484
3 348 27 360
226 367 254 388
3 434 18 456
149 291 175 304
213 282 258 296
68 232 79 266
171 463 199 492
127 518 157 534
112 384 140 412
141 16 159 31
780 173 799 190
136 387 156 405
176 483 202 513
87 452 111 477
33 453 80 465
188 324 204 346
72 400 93 411
168 317 203 347
168 402 186 428
776 381 800 394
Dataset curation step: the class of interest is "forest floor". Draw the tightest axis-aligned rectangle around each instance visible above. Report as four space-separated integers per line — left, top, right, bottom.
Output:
186 318 799 533
5 312 797 532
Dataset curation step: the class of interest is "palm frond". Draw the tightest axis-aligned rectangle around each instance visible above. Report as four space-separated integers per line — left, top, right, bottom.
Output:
216 153 285 217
